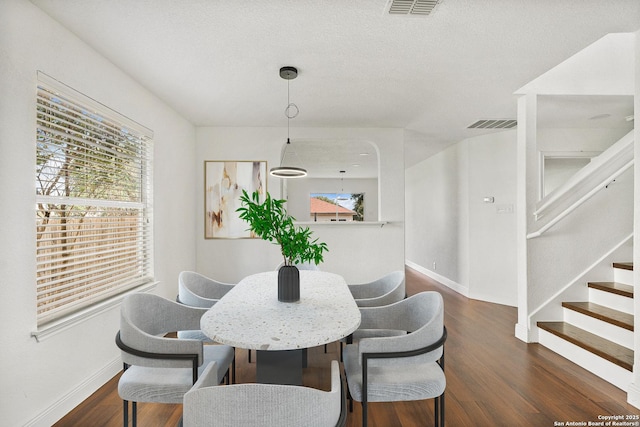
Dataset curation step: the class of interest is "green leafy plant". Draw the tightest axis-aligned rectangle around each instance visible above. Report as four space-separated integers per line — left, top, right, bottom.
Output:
237 190 328 266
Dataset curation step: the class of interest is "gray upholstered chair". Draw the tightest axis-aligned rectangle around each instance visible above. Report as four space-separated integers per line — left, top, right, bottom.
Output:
177 271 235 308
176 271 235 342
342 292 447 427
116 293 235 427
183 360 346 427
348 270 405 307
340 271 407 360
176 272 257 366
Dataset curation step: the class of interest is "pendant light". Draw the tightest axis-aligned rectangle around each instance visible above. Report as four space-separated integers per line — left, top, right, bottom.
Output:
269 66 307 178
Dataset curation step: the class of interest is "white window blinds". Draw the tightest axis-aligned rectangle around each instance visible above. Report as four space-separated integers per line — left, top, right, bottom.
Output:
35 72 153 326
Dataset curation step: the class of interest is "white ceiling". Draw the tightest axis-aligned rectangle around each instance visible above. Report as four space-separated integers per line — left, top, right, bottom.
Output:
31 0 638 176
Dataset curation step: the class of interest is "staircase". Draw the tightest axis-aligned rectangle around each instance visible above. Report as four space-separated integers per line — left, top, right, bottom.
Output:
537 262 634 391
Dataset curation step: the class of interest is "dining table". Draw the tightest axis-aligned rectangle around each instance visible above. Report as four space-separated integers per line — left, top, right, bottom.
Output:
200 270 361 385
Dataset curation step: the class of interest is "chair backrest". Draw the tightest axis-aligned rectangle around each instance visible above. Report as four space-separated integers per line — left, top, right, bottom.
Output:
350 270 405 307
183 360 343 427
119 293 205 369
178 271 235 308
359 291 444 367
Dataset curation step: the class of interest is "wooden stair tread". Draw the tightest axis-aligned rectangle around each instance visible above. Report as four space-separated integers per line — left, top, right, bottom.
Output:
587 281 633 298
537 321 633 371
562 301 633 331
612 262 633 271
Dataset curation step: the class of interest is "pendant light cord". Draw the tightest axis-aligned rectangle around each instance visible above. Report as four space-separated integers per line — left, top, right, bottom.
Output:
282 78 299 164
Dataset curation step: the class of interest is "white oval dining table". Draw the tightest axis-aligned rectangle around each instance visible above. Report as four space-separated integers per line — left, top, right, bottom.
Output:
200 270 361 384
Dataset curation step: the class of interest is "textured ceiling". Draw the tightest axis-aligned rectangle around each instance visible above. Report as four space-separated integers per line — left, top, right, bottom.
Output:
31 0 639 174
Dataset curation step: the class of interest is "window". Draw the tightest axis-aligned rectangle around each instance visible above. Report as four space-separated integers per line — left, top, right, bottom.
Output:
310 193 364 222
35 72 153 326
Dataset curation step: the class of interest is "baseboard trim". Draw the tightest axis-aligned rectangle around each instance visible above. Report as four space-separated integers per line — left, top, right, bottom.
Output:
24 357 121 427
627 382 640 409
405 260 469 297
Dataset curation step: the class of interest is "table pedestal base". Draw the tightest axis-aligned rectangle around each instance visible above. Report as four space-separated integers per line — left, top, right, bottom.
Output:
256 348 308 385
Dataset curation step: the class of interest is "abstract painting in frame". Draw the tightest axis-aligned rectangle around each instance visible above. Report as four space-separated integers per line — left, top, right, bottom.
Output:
204 160 267 238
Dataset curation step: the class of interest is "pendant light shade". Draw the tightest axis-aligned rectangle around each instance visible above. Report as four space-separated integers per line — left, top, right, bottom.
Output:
269 66 307 179
270 166 307 178
270 138 307 178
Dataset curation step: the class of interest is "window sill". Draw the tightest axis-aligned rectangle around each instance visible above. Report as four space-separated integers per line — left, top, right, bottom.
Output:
31 281 157 342
295 221 389 227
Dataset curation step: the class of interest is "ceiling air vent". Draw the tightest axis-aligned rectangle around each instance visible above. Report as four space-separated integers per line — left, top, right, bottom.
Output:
386 0 441 16
467 119 517 129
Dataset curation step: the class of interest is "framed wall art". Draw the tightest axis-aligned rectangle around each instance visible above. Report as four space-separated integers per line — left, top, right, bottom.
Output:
204 160 267 238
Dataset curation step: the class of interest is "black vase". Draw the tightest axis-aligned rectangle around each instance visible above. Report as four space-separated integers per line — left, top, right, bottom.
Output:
278 265 300 302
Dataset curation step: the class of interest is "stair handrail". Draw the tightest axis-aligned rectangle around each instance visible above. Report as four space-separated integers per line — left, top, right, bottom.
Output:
527 130 634 239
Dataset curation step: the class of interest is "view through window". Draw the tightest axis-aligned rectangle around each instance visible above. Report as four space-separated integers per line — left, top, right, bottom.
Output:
35 73 153 326
310 193 364 222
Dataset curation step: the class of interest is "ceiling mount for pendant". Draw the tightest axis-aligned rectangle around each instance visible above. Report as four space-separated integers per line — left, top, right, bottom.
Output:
279 66 298 80
270 66 307 179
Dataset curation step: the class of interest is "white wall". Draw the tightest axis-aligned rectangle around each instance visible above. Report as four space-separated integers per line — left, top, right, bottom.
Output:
195 127 404 284
465 132 518 305
405 130 518 306
406 126 627 310
537 128 631 153
405 143 460 284
0 1 197 425
527 168 633 311
517 33 635 95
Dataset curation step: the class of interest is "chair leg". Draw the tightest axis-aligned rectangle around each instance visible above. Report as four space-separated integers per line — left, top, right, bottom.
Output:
248 349 252 363
132 401 137 427
232 353 236 384
123 400 128 427
440 392 445 427
362 400 368 427
433 393 445 427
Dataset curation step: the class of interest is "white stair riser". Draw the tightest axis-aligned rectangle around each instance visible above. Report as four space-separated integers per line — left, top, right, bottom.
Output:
563 309 633 349
538 329 631 392
588 288 633 314
613 267 634 287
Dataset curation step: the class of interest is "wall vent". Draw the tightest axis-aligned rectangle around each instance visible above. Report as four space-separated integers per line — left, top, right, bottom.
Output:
467 119 517 129
386 0 441 16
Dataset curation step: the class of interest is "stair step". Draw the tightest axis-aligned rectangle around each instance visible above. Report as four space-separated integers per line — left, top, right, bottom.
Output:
587 282 633 298
537 321 633 371
613 262 633 271
562 302 633 331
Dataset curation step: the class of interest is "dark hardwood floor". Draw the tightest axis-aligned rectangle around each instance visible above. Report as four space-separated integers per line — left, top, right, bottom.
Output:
55 267 639 426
